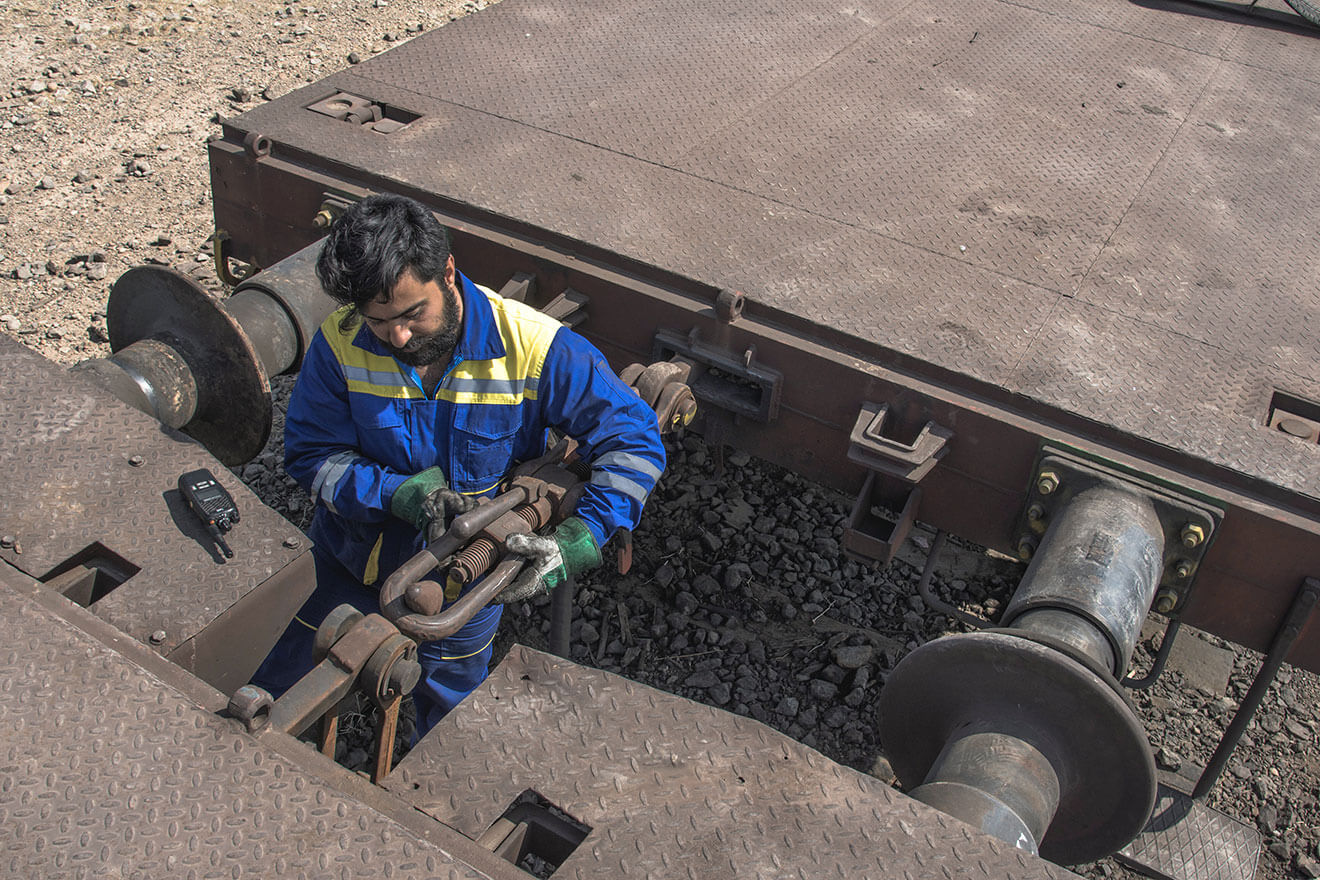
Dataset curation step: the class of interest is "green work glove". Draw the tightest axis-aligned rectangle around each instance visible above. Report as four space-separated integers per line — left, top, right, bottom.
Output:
390 467 474 542
496 516 602 604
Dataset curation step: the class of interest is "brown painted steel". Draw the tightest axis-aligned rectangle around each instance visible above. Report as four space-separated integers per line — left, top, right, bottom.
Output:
0 334 312 690
0 563 532 880
386 644 1082 879
208 0 1320 668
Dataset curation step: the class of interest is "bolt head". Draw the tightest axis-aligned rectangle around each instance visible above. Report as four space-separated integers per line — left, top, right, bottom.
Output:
149 630 167 644
128 454 144 467
1180 523 1205 549
1154 590 1178 614
1016 535 1036 561
1036 471 1059 496
1175 560 1194 580
282 536 301 549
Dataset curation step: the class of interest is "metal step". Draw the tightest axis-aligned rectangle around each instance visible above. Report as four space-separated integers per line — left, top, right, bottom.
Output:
1118 781 1261 880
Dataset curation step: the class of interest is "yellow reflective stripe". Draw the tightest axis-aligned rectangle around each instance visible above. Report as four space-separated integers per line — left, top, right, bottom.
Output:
362 532 385 586
321 308 425 400
346 380 424 400
433 291 559 405
440 631 497 661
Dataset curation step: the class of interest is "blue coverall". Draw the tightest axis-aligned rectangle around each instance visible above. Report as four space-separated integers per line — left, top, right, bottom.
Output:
256 273 666 735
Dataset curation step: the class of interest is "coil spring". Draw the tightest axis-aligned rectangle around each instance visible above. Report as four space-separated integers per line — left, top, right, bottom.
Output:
451 505 542 585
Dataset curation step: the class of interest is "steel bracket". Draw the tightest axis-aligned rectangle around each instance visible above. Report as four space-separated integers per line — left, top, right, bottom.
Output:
842 402 952 566
847 401 952 482
653 328 782 423
1017 448 1224 614
843 474 922 565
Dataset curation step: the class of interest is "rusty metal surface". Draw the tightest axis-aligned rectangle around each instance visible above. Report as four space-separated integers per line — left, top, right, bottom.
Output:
0 335 307 674
0 565 490 880
387 644 1080 879
218 0 1320 502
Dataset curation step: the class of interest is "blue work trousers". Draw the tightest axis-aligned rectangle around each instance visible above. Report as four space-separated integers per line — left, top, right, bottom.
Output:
252 546 502 739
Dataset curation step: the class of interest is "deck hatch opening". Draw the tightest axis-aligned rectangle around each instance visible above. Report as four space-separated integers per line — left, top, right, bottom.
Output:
38 542 140 607
475 789 591 876
1267 391 1320 444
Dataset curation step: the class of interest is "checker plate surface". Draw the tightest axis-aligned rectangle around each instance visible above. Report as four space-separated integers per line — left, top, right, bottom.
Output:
0 572 485 880
0 335 307 653
1117 783 1261 880
387 645 1080 879
227 0 1320 500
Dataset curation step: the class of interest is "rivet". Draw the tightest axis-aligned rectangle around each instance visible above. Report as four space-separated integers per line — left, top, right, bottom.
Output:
283 536 302 549
149 630 167 645
0 536 13 549
128 455 144 467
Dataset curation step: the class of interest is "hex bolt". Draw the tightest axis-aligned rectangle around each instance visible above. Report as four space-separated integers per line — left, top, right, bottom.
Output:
1180 523 1205 549
1154 589 1178 614
1017 535 1037 562
0 536 13 550
128 454 145 467
312 207 335 229
1175 560 1194 580
283 536 302 549
1036 471 1060 496
149 630 167 644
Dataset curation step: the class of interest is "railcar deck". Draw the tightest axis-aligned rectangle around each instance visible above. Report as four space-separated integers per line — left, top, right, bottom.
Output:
210 0 1320 665
216 0 1320 494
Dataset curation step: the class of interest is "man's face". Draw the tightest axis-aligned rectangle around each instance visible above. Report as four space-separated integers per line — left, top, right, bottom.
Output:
360 256 463 368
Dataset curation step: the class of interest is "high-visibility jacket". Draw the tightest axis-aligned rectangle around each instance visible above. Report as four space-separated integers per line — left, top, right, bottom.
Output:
284 273 666 592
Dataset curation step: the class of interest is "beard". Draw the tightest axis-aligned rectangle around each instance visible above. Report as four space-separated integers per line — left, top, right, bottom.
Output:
388 286 461 367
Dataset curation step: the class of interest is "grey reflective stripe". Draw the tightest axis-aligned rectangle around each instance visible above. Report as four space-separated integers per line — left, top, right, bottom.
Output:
311 451 360 513
590 470 652 504
440 375 530 396
593 451 663 482
341 364 413 388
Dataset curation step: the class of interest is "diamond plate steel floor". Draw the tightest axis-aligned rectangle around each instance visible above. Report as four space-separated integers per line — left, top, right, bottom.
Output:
0 335 305 658
228 0 1320 500
387 645 1081 879
1118 782 1261 880
0 567 491 880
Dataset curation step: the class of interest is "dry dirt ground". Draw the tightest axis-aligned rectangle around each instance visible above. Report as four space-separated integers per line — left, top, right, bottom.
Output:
2 2 1320 880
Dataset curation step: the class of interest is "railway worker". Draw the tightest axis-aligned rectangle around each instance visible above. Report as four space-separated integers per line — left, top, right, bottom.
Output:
254 193 666 737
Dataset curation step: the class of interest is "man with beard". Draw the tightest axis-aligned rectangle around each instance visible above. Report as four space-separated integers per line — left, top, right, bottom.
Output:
254 194 666 737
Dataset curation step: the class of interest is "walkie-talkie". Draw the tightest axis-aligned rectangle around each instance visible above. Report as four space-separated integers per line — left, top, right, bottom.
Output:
179 468 240 559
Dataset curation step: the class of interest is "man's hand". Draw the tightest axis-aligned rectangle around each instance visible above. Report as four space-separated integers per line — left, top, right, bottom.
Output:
495 516 601 603
390 467 475 543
